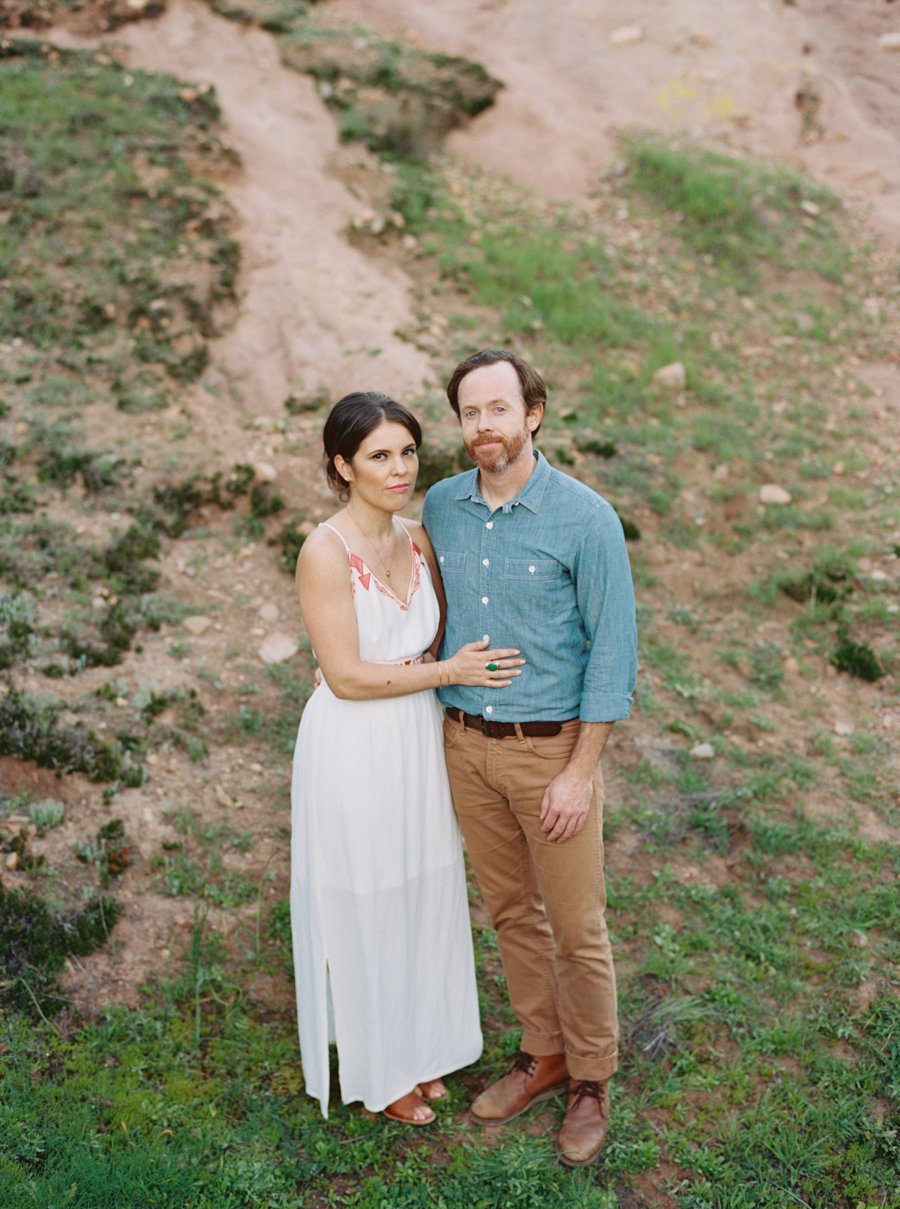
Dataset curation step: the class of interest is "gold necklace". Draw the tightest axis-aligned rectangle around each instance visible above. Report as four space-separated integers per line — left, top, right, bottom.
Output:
346 513 399 581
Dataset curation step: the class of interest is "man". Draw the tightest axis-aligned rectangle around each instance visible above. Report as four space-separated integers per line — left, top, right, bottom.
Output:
422 349 637 1166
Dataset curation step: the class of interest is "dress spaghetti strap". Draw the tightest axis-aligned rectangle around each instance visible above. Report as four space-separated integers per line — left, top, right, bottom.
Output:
318 522 351 552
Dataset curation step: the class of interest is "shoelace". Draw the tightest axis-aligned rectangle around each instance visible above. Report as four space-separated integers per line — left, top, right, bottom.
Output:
569 1079 607 1113
512 1050 540 1077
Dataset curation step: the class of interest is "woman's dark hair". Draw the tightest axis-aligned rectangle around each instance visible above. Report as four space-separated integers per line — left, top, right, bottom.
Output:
446 348 547 436
323 391 422 496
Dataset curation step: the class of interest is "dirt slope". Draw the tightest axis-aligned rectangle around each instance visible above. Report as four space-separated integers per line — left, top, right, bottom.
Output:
53 0 434 413
328 0 900 244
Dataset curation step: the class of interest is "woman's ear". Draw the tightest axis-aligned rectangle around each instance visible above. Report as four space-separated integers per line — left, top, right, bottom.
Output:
335 454 353 483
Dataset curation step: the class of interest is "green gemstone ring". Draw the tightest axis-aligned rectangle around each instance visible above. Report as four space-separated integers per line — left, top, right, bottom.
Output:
486 662 498 672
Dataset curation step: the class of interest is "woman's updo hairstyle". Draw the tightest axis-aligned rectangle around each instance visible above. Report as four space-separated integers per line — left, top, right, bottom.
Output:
323 391 422 498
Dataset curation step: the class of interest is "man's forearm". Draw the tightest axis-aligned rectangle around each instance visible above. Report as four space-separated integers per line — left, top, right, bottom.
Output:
565 721 614 780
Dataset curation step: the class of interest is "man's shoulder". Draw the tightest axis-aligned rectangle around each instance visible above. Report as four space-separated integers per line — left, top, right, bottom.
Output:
424 469 474 505
544 463 614 516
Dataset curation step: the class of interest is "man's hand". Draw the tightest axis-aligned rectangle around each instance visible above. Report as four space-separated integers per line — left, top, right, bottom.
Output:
539 769 593 843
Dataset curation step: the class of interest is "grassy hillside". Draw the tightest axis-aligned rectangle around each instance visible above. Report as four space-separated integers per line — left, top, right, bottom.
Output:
0 13 897 1209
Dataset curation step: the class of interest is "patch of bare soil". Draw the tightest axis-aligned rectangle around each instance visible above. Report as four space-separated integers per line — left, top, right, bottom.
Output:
325 0 900 245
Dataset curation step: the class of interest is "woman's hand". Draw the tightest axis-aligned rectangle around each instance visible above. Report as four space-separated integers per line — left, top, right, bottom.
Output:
444 639 525 688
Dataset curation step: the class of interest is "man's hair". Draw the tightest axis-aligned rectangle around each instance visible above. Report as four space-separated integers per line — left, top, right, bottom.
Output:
446 348 546 436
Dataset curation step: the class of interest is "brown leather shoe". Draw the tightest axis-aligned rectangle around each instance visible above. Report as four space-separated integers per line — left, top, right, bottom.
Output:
557 1078 610 1166
470 1051 568 1125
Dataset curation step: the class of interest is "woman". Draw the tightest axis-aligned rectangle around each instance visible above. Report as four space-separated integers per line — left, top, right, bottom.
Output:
291 391 524 1125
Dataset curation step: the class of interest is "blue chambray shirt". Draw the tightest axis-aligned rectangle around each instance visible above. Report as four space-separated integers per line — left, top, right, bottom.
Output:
422 451 637 723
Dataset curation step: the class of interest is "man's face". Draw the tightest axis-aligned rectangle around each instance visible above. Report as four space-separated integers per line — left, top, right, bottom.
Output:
457 361 542 474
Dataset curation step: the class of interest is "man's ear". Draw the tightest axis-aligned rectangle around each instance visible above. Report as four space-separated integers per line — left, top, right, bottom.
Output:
527 403 544 431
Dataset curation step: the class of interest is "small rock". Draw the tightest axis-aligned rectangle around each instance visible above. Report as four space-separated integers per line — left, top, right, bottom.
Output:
713 464 729 480
254 461 277 483
610 23 644 45
689 31 714 47
759 484 792 505
800 199 820 217
849 930 868 948
259 602 279 623
833 719 854 737
250 762 263 773
689 743 716 760
259 632 298 664
878 32 900 52
833 462 844 475
793 311 815 333
214 785 234 808
183 615 212 635
782 656 800 675
651 362 686 390
114 697 128 708
868 569 888 582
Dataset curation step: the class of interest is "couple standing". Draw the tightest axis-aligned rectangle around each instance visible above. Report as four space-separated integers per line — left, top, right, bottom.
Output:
290 348 637 1166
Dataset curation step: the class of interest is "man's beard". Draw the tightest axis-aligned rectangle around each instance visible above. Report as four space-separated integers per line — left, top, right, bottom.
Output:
465 427 529 474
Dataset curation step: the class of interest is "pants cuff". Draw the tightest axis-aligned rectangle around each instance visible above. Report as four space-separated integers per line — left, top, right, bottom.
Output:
566 1052 618 1082
520 1028 565 1057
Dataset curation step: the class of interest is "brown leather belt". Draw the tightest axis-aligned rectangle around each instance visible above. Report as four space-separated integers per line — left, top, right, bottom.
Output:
445 707 574 739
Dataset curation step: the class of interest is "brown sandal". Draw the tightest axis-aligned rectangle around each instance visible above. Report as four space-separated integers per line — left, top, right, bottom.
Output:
417 1079 448 1101
382 1090 436 1126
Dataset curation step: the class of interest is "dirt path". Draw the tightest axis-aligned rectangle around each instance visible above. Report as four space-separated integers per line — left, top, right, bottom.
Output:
52 0 433 417
327 0 900 245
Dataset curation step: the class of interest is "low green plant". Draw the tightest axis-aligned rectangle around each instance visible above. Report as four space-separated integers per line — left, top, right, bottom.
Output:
0 882 122 1014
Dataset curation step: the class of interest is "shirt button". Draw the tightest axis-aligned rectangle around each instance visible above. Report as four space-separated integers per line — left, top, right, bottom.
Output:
482 634 489 643
528 565 536 574
485 705 493 714
485 522 493 530
439 556 444 564
481 596 489 605
482 558 489 567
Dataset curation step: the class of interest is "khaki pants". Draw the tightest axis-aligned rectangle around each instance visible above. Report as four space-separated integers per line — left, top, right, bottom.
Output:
443 715 618 1082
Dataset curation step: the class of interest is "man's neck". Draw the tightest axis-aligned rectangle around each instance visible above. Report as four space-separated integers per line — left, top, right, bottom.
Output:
478 449 537 510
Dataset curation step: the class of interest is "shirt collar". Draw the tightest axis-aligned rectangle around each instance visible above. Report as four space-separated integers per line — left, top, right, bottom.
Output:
453 450 551 514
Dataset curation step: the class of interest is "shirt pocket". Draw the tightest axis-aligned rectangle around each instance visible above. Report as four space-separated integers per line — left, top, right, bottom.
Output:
504 558 566 583
437 550 467 575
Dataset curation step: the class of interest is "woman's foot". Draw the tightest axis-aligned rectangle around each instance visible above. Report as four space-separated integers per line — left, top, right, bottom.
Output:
417 1079 448 1101
383 1090 435 1126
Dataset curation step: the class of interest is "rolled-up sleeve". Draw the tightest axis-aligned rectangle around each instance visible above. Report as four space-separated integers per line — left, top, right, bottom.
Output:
574 502 637 722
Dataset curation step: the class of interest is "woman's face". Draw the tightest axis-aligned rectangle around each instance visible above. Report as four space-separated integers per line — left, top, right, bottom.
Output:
337 420 419 510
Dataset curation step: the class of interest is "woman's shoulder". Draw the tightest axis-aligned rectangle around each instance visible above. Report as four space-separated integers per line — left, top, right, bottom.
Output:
296 518 350 573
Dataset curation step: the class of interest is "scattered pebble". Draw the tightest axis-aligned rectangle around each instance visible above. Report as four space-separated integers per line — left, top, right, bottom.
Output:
259 602 279 622
878 32 900 52
215 785 234 808
610 23 644 45
833 720 854 737
689 742 716 759
800 199 820 217
254 461 277 482
259 632 298 664
183 615 212 635
759 484 792 505
651 361 686 390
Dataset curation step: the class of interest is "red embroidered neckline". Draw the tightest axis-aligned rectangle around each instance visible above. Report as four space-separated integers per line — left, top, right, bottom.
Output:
348 541 422 610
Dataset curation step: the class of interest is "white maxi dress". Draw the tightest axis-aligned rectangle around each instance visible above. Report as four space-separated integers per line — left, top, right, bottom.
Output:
290 524 482 1116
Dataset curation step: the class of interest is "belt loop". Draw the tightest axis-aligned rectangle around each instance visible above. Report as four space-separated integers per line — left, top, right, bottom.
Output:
513 721 526 743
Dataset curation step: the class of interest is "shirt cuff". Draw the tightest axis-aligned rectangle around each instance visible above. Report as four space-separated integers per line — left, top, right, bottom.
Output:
579 694 633 723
